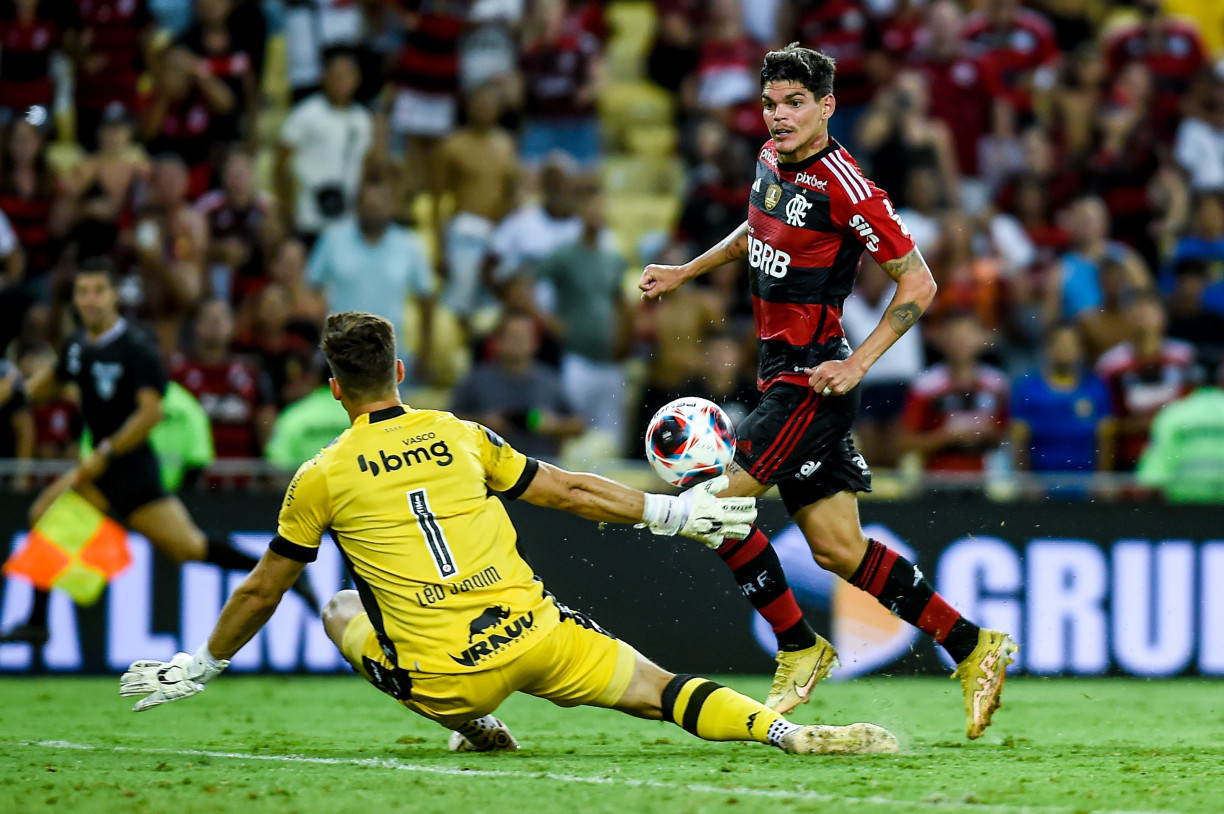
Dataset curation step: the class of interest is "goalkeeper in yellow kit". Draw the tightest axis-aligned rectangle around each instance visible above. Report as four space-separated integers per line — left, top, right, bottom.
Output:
120 312 897 756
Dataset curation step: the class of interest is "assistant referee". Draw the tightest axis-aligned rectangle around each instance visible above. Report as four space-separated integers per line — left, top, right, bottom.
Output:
1 260 316 647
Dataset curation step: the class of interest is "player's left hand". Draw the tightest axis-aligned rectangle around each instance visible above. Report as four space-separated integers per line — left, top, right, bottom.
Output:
675 472 749 548
639 475 757 548
120 646 229 712
638 264 689 301
678 475 757 548
806 359 866 397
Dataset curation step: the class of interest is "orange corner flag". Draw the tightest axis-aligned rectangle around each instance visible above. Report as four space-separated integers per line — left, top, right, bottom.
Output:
2 490 130 606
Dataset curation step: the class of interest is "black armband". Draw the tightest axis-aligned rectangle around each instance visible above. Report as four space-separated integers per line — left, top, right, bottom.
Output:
269 534 319 563
501 457 540 501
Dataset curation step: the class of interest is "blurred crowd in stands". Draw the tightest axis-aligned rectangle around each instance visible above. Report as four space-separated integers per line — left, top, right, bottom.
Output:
0 0 1222 501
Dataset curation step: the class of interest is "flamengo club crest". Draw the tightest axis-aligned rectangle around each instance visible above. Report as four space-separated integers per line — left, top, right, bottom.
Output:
785 193 813 227
764 184 783 210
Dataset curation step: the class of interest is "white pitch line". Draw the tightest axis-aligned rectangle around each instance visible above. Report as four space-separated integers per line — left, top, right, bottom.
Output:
19 740 1171 814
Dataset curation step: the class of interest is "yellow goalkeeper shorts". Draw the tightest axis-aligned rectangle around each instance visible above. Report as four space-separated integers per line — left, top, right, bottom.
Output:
341 607 638 728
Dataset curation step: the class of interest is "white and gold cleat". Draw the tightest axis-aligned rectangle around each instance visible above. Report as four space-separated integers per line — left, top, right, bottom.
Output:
765 635 840 715
780 723 900 755
952 629 1019 740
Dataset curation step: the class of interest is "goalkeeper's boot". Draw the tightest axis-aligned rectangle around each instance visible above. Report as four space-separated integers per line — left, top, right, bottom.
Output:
765 635 840 715
780 723 900 755
952 628 1018 740
0 623 48 646
447 717 520 753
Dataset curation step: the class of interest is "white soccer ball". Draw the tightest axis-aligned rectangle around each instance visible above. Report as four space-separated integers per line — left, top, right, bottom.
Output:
645 397 737 488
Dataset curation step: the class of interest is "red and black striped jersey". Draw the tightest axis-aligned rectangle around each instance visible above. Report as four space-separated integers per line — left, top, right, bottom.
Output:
1095 339 1200 470
747 138 914 391
393 0 467 94
0 9 64 112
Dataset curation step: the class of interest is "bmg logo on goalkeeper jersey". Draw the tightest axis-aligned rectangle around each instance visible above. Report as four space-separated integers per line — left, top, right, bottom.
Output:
358 440 454 476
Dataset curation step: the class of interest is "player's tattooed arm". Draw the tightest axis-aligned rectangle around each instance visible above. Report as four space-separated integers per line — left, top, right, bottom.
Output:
878 248 936 337
888 302 923 335
832 247 937 385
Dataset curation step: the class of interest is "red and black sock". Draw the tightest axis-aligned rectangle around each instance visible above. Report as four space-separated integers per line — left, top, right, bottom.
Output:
850 538 979 664
716 526 817 652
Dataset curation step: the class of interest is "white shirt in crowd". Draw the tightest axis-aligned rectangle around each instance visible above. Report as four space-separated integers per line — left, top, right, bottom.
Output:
1174 115 1224 192
283 0 366 91
280 94 372 235
487 205 617 280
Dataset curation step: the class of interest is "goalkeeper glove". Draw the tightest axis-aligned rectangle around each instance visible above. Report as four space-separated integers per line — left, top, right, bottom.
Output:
640 474 757 548
119 644 230 712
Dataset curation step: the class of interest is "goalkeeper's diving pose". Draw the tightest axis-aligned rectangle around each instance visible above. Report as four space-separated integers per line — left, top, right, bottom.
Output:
121 311 899 756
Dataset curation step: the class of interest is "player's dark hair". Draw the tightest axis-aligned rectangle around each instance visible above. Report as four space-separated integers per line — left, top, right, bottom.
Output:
320 312 398 400
74 256 120 288
761 43 836 98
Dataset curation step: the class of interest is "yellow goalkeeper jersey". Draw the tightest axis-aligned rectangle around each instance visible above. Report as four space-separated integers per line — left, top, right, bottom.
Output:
271 404 559 674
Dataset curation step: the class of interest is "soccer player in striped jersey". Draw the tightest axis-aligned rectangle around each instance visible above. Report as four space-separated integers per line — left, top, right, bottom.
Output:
639 43 1017 740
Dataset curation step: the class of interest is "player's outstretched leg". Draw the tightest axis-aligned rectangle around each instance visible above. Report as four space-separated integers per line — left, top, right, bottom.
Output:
612 652 897 755
447 715 520 752
714 525 838 714
796 492 1017 738
848 537 1017 738
659 673 897 755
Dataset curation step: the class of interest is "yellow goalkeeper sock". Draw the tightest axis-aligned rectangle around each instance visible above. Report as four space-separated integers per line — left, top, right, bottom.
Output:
660 674 801 747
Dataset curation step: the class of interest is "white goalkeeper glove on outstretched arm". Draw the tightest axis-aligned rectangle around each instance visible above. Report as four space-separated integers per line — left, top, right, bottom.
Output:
120 644 230 712
640 474 756 548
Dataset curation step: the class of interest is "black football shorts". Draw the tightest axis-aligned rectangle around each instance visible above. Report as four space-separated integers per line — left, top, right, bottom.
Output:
94 445 168 520
733 382 872 514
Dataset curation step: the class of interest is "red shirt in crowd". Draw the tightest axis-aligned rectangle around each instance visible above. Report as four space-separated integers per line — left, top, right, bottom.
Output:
911 52 1002 175
1104 19 1208 139
195 188 272 301
139 87 220 198
962 7 1059 114
0 2 63 113
170 355 273 458
1095 339 1199 470
393 0 466 94
793 0 876 108
0 176 61 276
31 398 78 458
520 30 600 119
903 364 1010 472
694 33 763 138
72 0 154 113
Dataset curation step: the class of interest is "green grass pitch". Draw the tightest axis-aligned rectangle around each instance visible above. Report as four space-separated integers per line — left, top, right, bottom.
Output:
1 675 1221 813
